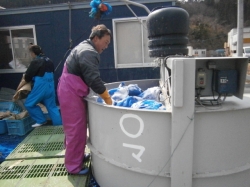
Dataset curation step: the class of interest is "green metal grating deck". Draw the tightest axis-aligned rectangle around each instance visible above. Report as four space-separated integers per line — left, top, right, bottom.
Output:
0 158 90 187
27 126 64 136
6 126 65 160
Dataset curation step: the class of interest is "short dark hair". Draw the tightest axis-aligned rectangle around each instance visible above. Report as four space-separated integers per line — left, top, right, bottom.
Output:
89 24 112 40
29 45 43 56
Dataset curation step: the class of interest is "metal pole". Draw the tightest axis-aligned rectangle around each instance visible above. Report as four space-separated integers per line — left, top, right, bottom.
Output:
68 1 72 49
237 0 244 56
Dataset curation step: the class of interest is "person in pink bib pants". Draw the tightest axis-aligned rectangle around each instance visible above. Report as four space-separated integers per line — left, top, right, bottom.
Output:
57 24 112 175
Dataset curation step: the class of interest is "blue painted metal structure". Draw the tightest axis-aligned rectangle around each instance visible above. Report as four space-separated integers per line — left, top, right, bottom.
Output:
0 0 175 91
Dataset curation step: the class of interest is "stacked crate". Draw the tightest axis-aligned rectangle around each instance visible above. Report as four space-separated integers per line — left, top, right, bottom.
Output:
6 115 35 136
0 102 23 134
0 101 35 136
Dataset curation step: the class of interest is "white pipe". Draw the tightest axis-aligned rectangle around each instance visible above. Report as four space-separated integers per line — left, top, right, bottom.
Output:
121 0 151 14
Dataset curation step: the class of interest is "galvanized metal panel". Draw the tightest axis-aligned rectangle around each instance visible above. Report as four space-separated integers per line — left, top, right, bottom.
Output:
0 1 174 15
0 1 172 90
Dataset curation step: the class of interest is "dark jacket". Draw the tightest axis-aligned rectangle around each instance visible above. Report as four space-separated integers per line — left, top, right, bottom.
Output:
66 39 106 94
24 54 54 82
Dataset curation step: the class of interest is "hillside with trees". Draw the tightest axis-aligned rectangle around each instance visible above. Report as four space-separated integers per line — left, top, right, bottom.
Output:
177 0 250 52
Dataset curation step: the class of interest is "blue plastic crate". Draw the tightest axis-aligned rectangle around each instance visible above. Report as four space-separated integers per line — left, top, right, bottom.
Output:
0 101 23 113
6 116 35 136
0 119 7 134
0 102 23 134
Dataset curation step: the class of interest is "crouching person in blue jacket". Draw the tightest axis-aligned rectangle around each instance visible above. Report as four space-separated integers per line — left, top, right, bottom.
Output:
17 45 62 127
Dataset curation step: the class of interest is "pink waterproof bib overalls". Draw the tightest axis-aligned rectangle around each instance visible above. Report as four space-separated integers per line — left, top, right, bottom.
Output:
57 65 89 174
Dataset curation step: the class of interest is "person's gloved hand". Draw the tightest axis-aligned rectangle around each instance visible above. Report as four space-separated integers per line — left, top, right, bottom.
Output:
99 89 112 105
111 98 117 106
97 96 116 105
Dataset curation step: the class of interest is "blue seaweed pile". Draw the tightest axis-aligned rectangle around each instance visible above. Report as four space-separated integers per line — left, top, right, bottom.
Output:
97 82 166 110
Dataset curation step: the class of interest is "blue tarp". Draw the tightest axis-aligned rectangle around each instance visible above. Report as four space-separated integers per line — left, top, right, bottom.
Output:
0 133 28 163
98 82 165 110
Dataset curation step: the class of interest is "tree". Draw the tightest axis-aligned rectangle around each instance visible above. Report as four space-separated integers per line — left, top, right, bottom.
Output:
177 0 250 50
188 14 228 50
178 1 229 50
